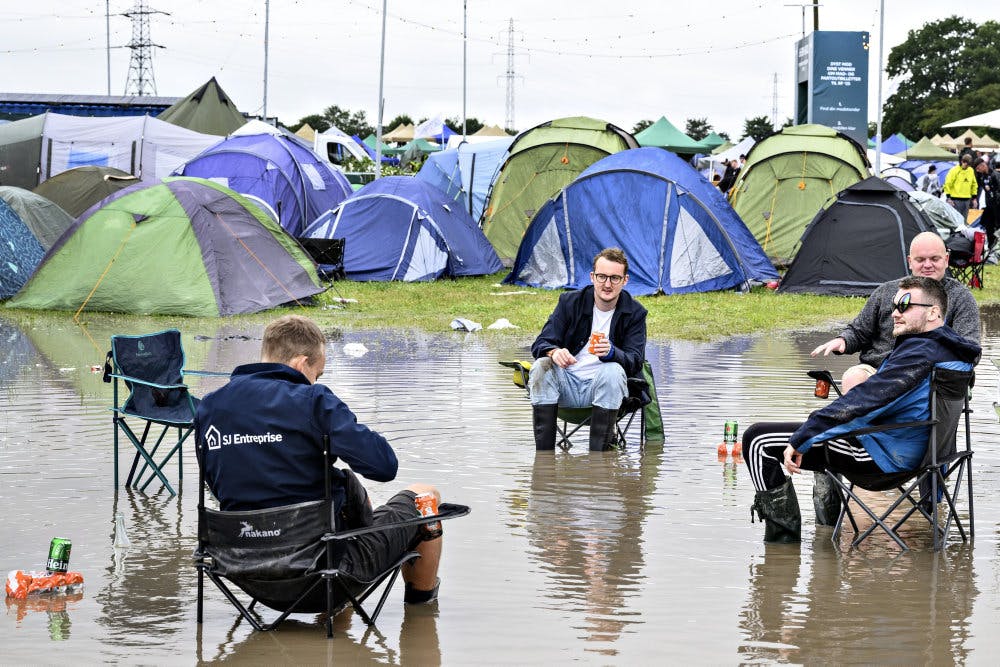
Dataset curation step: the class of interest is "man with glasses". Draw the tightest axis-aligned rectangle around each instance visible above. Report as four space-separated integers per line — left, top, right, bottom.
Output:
741 276 980 542
528 247 647 451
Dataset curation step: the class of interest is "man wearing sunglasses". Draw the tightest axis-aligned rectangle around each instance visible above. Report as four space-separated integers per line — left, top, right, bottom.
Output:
741 276 980 543
528 247 648 451
811 231 980 392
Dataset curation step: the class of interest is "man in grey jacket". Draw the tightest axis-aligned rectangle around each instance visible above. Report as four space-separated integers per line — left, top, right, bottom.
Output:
811 232 981 390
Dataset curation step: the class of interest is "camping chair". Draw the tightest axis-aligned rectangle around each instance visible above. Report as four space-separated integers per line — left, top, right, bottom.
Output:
297 237 346 281
948 229 987 289
814 367 974 551
106 329 200 496
499 359 661 451
194 437 471 638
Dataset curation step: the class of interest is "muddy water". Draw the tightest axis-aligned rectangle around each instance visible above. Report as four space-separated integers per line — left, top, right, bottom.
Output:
2 310 1000 664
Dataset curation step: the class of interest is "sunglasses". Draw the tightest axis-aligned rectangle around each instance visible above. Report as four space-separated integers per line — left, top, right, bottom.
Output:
892 292 934 314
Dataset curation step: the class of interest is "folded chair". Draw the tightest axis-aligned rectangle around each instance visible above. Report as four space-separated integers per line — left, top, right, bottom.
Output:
106 329 199 496
195 437 470 638
948 229 987 289
816 367 974 551
499 359 661 450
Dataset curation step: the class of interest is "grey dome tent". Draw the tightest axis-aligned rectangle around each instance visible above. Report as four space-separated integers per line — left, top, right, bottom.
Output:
778 177 935 296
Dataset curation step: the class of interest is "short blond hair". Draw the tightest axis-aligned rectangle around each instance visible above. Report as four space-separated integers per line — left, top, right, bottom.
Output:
261 315 325 365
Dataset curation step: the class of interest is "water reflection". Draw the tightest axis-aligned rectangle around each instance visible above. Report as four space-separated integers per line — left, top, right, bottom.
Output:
5 592 83 640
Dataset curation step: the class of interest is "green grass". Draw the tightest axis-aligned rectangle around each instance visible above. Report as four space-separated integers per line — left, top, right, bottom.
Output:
7 267 1000 342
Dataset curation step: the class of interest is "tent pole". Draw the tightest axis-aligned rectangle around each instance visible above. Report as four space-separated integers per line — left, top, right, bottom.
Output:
462 0 468 141
375 0 388 179
263 0 270 122
874 0 885 175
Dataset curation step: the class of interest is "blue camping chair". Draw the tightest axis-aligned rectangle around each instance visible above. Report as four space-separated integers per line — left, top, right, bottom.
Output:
106 329 201 496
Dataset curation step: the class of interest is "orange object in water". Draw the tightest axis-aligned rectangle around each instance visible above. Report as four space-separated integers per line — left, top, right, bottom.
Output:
6 570 84 600
588 332 606 355
731 442 743 461
717 442 729 458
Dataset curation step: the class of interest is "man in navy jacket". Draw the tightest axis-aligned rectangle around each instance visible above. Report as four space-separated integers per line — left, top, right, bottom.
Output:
196 315 444 604
741 276 980 543
529 247 648 451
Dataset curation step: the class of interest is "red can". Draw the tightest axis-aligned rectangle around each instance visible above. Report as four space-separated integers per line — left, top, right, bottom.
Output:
414 492 442 539
814 378 831 399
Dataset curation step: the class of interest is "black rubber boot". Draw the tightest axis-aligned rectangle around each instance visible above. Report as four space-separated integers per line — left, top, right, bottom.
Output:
588 407 619 451
751 477 802 543
812 471 842 527
532 404 559 451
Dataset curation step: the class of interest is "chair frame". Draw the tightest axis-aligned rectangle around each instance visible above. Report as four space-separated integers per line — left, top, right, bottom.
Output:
813 367 974 551
195 436 469 638
500 360 653 451
949 229 987 290
108 329 199 496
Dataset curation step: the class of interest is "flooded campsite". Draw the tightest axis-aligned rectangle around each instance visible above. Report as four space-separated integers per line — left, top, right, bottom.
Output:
3 309 1000 664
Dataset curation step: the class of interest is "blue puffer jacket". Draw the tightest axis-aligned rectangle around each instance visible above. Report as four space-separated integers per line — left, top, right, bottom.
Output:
195 363 398 514
790 326 980 472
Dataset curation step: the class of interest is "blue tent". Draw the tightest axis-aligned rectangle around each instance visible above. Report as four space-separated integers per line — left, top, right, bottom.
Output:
352 134 400 165
879 133 913 155
0 198 46 298
174 130 353 237
504 147 778 295
415 138 513 223
303 176 503 281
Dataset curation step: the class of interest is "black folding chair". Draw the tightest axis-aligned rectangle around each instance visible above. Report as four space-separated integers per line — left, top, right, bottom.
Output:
499 359 660 450
106 329 199 496
817 367 974 551
195 438 470 638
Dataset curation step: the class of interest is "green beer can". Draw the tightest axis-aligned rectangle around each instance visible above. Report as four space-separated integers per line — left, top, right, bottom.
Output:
724 420 739 445
46 537 72 573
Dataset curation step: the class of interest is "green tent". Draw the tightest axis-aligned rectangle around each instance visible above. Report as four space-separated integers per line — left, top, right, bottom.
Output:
32 166 140 218
634 117 706 154
699 131 726 151
482 116 638 260
7 177 322 316
728 124 870 264
157 78 247 136
894 136 959 161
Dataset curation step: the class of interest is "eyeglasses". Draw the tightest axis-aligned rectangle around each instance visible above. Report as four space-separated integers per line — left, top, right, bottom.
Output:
892 292 934 314
592 273 624 285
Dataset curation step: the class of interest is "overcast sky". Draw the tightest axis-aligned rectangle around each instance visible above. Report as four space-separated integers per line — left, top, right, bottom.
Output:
1 1 993 137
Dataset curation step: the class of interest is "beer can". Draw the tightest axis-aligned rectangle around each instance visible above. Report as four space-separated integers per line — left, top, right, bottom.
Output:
814 378 831 399
724 420 738 445
414 493 443 539
588 332 606 355
46 537 72 573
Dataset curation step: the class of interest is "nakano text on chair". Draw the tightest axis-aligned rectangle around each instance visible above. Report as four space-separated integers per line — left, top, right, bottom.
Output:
500 359 662 450
107 329 198 496
195 437 471 637
816 367 974 551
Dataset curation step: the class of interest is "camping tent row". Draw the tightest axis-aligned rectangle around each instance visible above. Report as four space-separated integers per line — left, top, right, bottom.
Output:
505 147 777 296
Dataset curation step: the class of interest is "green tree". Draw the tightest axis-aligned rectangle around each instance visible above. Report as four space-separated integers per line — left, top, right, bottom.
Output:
320 105 373 137
295 114 330 134
883 17 1000 138
920 82 1000 136
445 116 486 135
685 118 712 141
384 114 414 132
632 119 653 135
743 116 775 142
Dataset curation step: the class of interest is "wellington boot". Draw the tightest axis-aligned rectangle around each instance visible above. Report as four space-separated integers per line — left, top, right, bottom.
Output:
588 407 619 451
751 477 802 543
532 404 559 451
812 471 843 527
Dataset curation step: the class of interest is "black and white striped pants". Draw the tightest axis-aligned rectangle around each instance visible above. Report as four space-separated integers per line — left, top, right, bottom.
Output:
741 422 883 492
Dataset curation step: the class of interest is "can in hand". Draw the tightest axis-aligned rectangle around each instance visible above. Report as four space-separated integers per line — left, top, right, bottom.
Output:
588 332 606 355
724 420 738 445
814 378 831 399
46 537 72 573
414 493 443 539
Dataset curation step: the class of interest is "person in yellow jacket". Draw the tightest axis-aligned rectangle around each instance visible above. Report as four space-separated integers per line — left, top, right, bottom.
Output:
944 155 979 220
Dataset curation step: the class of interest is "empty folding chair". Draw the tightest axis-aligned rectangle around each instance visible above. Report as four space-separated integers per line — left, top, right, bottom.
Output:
818 367 974 551
948 229 987 289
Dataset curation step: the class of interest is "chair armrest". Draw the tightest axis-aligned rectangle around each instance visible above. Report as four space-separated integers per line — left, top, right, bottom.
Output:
807 370 843 398
324 503 470 542
813 419 936 444
183 369 231 378
108 373 190 391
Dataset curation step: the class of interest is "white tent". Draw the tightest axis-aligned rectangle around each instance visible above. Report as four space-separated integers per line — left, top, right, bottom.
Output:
943 108 1000 130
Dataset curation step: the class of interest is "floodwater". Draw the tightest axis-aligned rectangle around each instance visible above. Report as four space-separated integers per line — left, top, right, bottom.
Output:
2 309 1000 664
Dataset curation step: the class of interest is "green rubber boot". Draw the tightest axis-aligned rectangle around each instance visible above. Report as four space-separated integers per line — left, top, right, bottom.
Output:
751 476 802 543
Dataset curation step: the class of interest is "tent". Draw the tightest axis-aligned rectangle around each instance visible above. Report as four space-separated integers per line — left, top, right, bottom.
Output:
0 112 221 189
415 137 514 222
295 123 316 142
382 123 415 143
634 117 706 153
943 108 1000 130
778 177 934 296
302 176 502 281
0 186 74 250
156 78 247 136
503 147 777 296
894 136 958 161
473 124 511 137
906 190 964 239
930 133 958 150
482 116 638 260
729 124 870 264
881 167 914 191
174 122 353 236
32 166 140 218
7 177 323 316
0 198 45 298
878 133 914 154
699 132 726 151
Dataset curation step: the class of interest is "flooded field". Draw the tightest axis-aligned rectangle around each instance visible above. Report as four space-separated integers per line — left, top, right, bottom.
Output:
2 310 1000 664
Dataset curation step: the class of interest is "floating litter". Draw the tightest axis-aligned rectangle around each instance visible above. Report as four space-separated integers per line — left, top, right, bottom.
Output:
343 343 369 357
